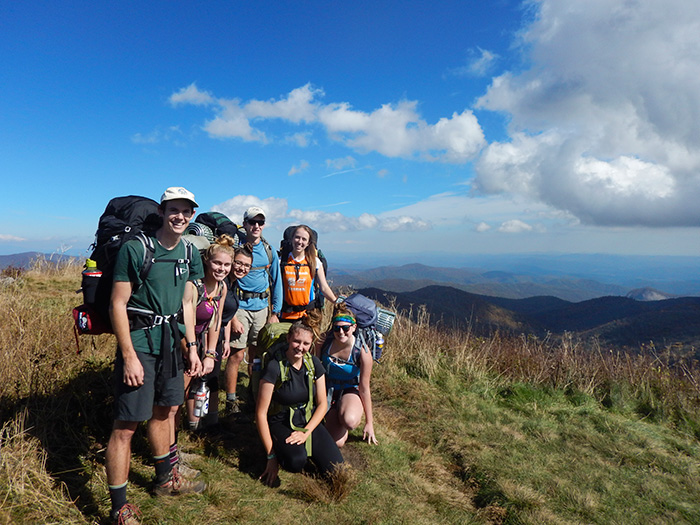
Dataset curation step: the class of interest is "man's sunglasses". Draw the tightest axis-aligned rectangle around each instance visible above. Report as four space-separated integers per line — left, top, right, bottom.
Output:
247 219 265 226
333 324 353 333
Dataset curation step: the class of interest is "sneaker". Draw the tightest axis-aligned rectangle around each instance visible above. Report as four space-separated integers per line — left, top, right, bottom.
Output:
154 468 206 496
111 502 142 525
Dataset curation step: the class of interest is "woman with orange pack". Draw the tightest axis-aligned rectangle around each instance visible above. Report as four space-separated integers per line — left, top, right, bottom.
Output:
279 225 337 321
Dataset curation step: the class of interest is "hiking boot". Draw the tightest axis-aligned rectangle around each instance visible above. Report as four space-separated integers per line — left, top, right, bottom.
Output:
176 461 201 480
154 468 206 496
111 502 142 525
225 399 241 416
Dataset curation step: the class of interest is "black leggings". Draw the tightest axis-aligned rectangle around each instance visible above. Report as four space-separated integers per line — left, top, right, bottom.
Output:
269 419 344 476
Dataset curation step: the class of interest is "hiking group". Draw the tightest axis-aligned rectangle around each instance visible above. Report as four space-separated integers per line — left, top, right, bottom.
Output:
81 187 386 525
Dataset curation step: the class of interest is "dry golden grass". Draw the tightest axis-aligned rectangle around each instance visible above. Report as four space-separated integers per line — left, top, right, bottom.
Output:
0 412 93 524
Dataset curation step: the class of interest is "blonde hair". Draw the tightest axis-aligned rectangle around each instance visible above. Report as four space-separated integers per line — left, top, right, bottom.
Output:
204 234 236 262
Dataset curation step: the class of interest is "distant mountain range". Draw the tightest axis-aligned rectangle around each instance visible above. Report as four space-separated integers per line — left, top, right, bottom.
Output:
359 285 700 351
0 252 74 269
328 263 668 302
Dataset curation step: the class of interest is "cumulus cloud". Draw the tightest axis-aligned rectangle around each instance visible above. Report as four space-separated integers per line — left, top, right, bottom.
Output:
498 220 533 233
212 195 289 224
288 160 309 176
475 222 491 233
287 207 430 232
474 0 700 227
210 195 430 234
169 83 215 106
171 84 485 163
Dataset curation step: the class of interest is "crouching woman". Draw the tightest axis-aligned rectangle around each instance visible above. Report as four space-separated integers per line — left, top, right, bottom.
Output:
255 319 343 485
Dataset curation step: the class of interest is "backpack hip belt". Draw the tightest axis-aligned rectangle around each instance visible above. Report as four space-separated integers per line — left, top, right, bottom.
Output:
127 307 179 330
126 306 184 377
281 302 314 313
235 288 270 301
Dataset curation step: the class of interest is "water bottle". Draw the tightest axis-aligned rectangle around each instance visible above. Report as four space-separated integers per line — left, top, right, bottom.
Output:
193 379 210 418
375 332 384 361
80 259 102 304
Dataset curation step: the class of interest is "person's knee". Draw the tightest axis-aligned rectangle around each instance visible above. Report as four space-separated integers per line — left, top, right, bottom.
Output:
282 452 307 473
339 407 362 430
228 348 245 365
110 421 137 442
151 405 172 421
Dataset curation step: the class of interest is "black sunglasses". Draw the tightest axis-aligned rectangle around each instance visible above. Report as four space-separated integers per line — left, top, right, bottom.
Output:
333 324 353 333
247 219 265 226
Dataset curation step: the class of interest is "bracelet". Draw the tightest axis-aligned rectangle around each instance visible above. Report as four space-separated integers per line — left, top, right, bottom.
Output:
186 341 197 349
204 349 217 359
267 452 276 460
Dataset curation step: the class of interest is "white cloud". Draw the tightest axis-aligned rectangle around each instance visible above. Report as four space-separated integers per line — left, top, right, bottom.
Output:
244 84 320 123
319 101 485 162
498 220 533 233
204 100 267 142
171 85 485 163
286 208 429 233
169 83 215 106
210 195 430 234
212 195 289 224
475 222 491 233
0 234 26 242
288 160 309 176
474 0 700 227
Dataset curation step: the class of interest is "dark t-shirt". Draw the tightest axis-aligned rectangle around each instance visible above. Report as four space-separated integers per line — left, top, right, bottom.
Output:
113 235 204 354
261 354 325 425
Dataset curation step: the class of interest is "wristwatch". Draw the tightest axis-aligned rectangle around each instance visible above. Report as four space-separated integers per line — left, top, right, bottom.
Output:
186 341 197 348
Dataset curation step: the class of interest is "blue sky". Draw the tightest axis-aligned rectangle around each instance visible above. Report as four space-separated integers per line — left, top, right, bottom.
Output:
3 0 700 264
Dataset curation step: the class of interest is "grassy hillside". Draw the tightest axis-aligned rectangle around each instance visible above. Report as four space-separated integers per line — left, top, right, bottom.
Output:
2 261 700 524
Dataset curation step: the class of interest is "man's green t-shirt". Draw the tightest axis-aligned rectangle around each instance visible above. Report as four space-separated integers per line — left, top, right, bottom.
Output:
113 236 204 354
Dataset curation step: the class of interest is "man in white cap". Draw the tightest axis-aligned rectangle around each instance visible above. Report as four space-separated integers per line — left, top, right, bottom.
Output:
105 187 206 524
224 205 282 414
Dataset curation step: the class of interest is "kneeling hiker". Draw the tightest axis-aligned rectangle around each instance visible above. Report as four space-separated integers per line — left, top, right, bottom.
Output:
105 187 206 525
256 318 344 486
321 303 378 446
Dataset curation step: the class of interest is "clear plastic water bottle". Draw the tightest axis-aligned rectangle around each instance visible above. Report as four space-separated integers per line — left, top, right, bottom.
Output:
193 379 210 418
375 332 384 361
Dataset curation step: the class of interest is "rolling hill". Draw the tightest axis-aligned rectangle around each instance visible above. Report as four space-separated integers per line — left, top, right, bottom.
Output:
359 285 700 351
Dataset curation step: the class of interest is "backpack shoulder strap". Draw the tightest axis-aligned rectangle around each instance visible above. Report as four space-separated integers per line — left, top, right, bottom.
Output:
136 232 156 281
261 237 273 265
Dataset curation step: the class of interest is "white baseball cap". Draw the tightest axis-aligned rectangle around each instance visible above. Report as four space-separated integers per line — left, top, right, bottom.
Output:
243 206 266 221
160 187 199 208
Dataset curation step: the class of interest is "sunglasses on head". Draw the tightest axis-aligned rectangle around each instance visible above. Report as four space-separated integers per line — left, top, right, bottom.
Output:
333 324 353 333
247 219 265 226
